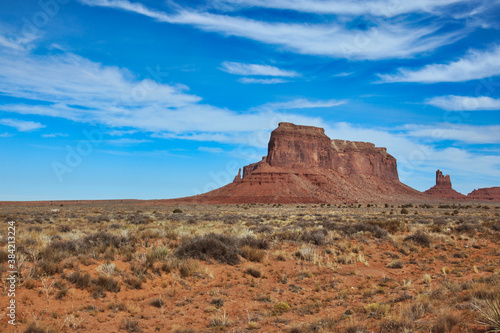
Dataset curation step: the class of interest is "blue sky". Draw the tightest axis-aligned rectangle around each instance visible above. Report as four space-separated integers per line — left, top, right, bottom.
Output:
1 0 499 200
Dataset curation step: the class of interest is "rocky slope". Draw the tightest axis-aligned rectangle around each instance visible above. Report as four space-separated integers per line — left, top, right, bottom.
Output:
176 122 425 203
467 187 500 201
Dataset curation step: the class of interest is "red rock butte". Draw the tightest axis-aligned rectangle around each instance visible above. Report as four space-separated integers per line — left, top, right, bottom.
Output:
467 187 500 201
424 170 467 200
174 122 425 204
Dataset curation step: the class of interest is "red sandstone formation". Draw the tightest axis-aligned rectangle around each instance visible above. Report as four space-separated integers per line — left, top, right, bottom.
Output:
177 122 425 204
467 187 500 201
424 170 466 200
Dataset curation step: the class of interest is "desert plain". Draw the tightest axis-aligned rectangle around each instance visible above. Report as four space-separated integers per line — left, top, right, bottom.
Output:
1 200 499 333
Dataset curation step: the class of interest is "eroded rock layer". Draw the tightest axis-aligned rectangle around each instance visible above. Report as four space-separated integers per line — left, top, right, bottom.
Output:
424 170 466 200
180 122 425 203
467 187 500 201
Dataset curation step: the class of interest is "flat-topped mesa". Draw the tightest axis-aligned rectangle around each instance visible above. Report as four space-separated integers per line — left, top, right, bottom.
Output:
178 122 425 204
263 122 398 180
424 169 466 199
266 122 333 169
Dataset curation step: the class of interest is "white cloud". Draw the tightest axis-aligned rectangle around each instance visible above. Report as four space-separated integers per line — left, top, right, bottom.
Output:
378 46 500 83
403 124 500 144
0 29 38 51
42 133 69 138
426 95 500 111
78 0 463 60
105 138 152 145
238 78 288 84
198 146 224 153
107 129 138 136
332 72 353 77
211 0 468 17
0 118 45 132
0 46 325 136
221 62 299 77
0 132 13 137
259 98 347 110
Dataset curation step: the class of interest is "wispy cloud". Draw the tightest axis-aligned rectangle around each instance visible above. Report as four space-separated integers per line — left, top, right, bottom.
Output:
0 118 45 131
78 0 463 60
403 124 500 144
105 138 153 145
221 61 299 77
198 146 224 153
238 78 288 84
0 132 13 137
107 129 138 136
42 133 69 138
212 0 468 17
332 72 353 77
426 95 500 111
378 46 500 83
0 46 323 137
259 98 347 110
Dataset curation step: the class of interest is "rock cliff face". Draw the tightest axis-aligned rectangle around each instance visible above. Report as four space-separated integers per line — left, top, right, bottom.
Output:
467 187 500 201
424 170 466 200
181 122 424 203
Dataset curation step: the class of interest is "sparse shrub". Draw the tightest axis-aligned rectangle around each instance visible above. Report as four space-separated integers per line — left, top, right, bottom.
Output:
150 297 164 308
175 233 240 265
455 223 482 233
423 274 432 285
122 319 142 333
442 266 451 275
80 232 128 252
404 231 431 247
173 208 183 214
55 284 70 300
301 229 327 245
245 267 262 278
431 313 459 333
272 302 291 315
211 298 224 308
364 302 390 318
387 260 404 269
401 208 409 215
58 225 72 232
66 271 92 290
92 275 120 293
241 246 266 262
178 258 204 278
345 325 369 333
24 321 55 333
125 277 143 289
36 259 62 276
239 236 269 249
127 213 152 225
87 214 110 223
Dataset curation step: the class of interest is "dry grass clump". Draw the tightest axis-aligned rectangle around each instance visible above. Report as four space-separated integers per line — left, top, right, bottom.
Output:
241 246 266 262
244 267 262 278
404 231 431 247
431 313 460 333
175 233 241 265
24 321 56 333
